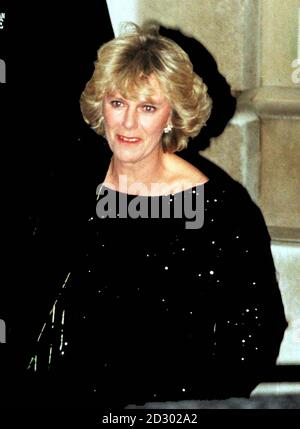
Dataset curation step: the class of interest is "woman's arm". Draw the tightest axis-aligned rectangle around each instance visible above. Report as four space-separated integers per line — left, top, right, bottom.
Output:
213 181 287 397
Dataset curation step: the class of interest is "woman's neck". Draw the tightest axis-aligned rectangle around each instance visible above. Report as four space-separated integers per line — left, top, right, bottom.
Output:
103 150 207 197
105 150 172 194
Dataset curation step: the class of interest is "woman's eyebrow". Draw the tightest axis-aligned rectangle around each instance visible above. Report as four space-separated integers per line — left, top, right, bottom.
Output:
105 93 165 105
140 97 164 105
106 93 123 99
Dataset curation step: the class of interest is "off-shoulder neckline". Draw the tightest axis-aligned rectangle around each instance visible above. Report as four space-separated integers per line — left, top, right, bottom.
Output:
99 179 211 198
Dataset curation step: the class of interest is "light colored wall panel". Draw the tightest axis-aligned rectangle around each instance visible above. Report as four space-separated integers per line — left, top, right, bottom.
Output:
201 112 260 201
136 0 259 90
106 0 138 35
271 242 300 364
260 119 300 229
261 0 300 87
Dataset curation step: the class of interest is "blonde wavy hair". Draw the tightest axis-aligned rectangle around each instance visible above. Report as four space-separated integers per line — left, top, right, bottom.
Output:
80 22 212 152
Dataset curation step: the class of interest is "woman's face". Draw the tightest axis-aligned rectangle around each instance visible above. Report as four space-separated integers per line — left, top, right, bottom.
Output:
103 76 172 164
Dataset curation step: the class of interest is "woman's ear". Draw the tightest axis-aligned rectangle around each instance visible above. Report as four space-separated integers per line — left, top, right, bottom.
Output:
168 110 173 126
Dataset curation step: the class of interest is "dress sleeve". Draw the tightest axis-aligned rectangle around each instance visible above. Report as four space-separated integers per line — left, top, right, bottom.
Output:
212 182 287 398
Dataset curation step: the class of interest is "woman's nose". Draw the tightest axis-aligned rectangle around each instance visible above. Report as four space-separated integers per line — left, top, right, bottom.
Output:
122 106 138 130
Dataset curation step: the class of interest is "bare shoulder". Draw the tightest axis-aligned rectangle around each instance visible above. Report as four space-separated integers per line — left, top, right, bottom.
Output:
165 153 208 191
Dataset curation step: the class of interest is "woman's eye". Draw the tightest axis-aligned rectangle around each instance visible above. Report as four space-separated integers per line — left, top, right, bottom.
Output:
111 100 123 108
143 105 156 113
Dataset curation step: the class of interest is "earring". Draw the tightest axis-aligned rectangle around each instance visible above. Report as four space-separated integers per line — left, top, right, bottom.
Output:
163 124 173 134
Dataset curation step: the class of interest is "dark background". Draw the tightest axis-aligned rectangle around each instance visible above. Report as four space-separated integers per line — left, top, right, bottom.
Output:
1 0 114 383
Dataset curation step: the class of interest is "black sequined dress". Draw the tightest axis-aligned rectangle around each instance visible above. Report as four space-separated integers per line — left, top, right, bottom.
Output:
27 168 287 408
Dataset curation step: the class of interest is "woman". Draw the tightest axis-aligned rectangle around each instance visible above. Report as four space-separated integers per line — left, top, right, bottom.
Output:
26 23 287 409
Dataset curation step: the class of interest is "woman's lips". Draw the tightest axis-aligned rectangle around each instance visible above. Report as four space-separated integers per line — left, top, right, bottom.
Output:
117 134 142 144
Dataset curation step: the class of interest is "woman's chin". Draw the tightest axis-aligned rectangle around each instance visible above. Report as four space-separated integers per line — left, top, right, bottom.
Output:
113 146 144 163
